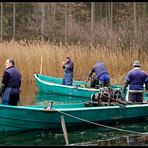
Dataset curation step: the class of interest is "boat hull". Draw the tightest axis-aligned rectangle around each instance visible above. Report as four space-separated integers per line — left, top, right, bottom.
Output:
33 74 122 98
0 103 148 132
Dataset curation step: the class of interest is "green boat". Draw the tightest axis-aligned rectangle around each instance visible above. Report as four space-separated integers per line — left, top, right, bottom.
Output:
33 74 122 98
0 100 148 132
36 91 90 105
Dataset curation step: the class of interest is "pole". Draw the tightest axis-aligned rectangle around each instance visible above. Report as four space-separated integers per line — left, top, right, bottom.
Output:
40 57 43 74
60 115 69 146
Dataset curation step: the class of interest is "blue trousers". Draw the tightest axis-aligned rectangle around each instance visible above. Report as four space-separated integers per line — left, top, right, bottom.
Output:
129 92 143 102
99 74 110 87
62 72 73 86
2 87 11 105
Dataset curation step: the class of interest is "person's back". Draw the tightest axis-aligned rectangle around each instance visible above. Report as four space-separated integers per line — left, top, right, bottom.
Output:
123 60 148 102
88 61 110 87
127 69 147 90
5 67 21 87
93 62 109 78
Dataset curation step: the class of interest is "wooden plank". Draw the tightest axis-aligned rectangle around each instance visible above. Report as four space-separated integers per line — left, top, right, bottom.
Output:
60 115 69 146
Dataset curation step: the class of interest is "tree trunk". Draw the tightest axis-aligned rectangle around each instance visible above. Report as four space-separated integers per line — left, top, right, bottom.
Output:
133 3 137 39
52 2 56 41
41 3 45 42
91 2 95 45
13 2 16 41
133 2 138 50
64 2 67 43
0 2 3 42
110 2 113 30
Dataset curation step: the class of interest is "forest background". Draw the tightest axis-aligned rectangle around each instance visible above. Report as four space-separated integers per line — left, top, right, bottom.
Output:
0 2 147 85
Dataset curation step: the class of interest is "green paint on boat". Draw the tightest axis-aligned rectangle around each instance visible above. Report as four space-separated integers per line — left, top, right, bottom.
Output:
33 74 123 98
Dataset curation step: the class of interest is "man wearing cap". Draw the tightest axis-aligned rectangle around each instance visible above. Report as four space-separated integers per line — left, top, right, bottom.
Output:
88 61 111 88
123 60 148 102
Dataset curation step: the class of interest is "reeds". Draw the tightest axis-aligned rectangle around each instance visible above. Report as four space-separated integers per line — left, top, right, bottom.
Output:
0 40 148 85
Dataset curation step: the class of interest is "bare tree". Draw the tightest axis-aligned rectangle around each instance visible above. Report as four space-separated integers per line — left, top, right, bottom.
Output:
41 3 45 42
110 2 113 30
0 2 3 42
52 3 56 27
133 2 137 37
13 2 16 41
64 2 67 43
91 2 95 44
133 2 138 50
52 2 56 40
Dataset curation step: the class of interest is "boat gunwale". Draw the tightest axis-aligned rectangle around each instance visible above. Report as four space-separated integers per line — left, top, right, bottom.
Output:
1 102 148 112
34 74 99 91
51 103 148 111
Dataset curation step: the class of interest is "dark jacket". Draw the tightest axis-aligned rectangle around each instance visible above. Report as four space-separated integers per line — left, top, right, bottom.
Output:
62 60 74 73
2 66 22 94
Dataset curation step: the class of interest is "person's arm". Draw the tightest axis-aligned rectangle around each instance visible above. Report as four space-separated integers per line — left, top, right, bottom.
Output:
18 73 22 88
2 71 10 85
88 68 95 80
0 71 9 96
88 70 93 78
123 79 130 94
145 83 148 92
122 71 131 94
62 61 66 69
145 77 148 93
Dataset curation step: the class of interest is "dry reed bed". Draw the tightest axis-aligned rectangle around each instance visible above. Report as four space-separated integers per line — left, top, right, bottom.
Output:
0 41 148 85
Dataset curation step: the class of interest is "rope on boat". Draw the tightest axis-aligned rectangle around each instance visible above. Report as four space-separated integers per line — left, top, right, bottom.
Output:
54 109 148 136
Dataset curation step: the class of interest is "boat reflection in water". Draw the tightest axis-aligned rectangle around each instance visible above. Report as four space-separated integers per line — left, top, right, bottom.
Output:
0 121 147 146
36 91 90 106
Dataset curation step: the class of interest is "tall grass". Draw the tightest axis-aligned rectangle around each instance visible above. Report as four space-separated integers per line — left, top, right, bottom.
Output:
0 40 148 85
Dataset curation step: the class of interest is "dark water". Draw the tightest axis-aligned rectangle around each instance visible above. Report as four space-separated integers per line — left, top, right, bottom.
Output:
0 81 148 146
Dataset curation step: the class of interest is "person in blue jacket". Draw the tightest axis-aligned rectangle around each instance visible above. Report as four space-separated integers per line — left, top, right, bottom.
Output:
88 61 111 88
123 60 148 102
0 58 22 105
62 57 74 86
